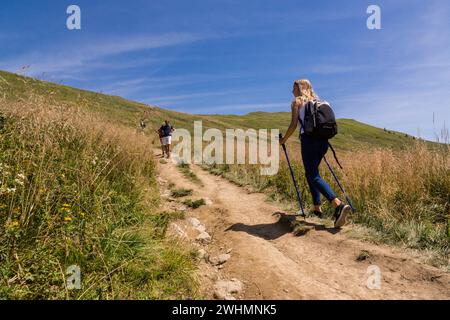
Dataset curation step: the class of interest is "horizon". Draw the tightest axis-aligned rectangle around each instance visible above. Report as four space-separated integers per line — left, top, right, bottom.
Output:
1 1 449 140
0 68 442 141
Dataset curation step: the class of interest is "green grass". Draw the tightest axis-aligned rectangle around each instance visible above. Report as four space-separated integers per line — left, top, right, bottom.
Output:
204 145 450 267
171 188 194 198
0 74 198 299
176 162 203 186
0 70 421 152
0 67 447 297
183 199 206 209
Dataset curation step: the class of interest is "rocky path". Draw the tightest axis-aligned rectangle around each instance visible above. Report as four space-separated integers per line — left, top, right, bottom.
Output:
155 152 450 300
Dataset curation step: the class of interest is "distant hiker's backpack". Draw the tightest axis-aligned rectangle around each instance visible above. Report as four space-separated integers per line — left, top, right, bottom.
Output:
161 124 173 137
300 100 338 140
300 100 343 169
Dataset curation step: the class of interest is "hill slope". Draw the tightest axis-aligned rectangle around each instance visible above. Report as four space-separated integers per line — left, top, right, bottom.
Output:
0 70 416 150
0 70 448 300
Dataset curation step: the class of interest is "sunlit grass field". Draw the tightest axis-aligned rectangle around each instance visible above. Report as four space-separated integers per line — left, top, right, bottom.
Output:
0 69 448 300
0 74 197 299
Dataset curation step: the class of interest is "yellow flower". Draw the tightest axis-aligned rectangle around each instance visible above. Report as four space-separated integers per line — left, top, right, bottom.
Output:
62 203 71 208
6 220 19 231
64 216 73 222
79 212 86 217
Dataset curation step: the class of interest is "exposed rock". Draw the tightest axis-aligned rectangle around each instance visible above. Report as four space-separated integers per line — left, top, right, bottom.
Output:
213 279 243 300
161 191 171 199
196 231 211 244
170 223 187 238
209 253 231 266
356 250 371 262
190 217 202 227
197 249 208 261
157 178 168 185
204 198 213 205
195 225 206 233
217 253 231 264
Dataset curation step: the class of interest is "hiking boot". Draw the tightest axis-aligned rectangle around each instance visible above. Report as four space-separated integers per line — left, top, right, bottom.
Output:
334 204 351 228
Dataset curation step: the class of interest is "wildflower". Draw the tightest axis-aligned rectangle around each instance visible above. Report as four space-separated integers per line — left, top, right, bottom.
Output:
7 187 16 194
79 212 86 217
5 220 19 231
16 173 26 181
64 216 73 222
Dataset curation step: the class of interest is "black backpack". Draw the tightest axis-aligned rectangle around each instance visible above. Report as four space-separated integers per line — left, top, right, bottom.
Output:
300 100 343 169
161 124 173 137
300 100 338 140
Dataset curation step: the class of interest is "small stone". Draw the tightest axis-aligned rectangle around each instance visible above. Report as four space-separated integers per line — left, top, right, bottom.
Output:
197 249 208 260
195 225 206 233
213 279 243 300
196 232 211 244
157 178 168 185
161 191 171 198
356 250 371 262
171 223 187 238
190 217 201 227
204 198 213 205
217 253 231 264
209 253 231 266
226 248 232 254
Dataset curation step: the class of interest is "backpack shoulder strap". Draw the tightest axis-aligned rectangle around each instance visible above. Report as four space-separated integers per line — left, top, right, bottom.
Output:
328 142 343 170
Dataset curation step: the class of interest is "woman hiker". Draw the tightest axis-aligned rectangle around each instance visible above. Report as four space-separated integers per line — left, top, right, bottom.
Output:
280 79 351 228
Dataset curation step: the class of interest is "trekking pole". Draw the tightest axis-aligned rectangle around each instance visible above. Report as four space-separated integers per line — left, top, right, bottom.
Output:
323 156 356 212
279 134 306 218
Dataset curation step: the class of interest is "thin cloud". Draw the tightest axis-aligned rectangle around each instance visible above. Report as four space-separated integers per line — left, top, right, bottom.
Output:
0 32 208 77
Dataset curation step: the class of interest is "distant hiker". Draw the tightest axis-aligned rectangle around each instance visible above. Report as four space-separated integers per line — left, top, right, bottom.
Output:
155 128 165 157
280 79 351 228
159 120 175 159
139 119 146 130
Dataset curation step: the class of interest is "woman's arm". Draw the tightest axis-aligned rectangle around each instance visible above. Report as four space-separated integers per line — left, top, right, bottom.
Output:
280 99 301 145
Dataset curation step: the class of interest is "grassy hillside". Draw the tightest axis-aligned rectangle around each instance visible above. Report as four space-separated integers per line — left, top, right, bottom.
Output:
0 70 417 151
0 68 448 287
0 71 197 299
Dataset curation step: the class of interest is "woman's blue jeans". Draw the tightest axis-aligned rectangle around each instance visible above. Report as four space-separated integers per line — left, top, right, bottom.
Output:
300 135 337 206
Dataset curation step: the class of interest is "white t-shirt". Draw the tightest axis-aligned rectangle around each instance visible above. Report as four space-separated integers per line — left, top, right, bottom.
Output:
298 102 307 134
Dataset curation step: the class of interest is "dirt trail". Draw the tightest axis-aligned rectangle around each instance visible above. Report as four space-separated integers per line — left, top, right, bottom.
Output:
156 154 450 300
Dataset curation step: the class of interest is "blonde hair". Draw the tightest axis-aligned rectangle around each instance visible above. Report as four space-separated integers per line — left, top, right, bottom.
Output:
294 79 319 104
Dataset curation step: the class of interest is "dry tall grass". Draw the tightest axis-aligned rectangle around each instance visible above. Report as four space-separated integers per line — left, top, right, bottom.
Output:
0 95 197 299
207 142 450 264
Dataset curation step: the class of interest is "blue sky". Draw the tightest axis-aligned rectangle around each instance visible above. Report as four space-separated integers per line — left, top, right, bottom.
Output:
1 0 449 140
